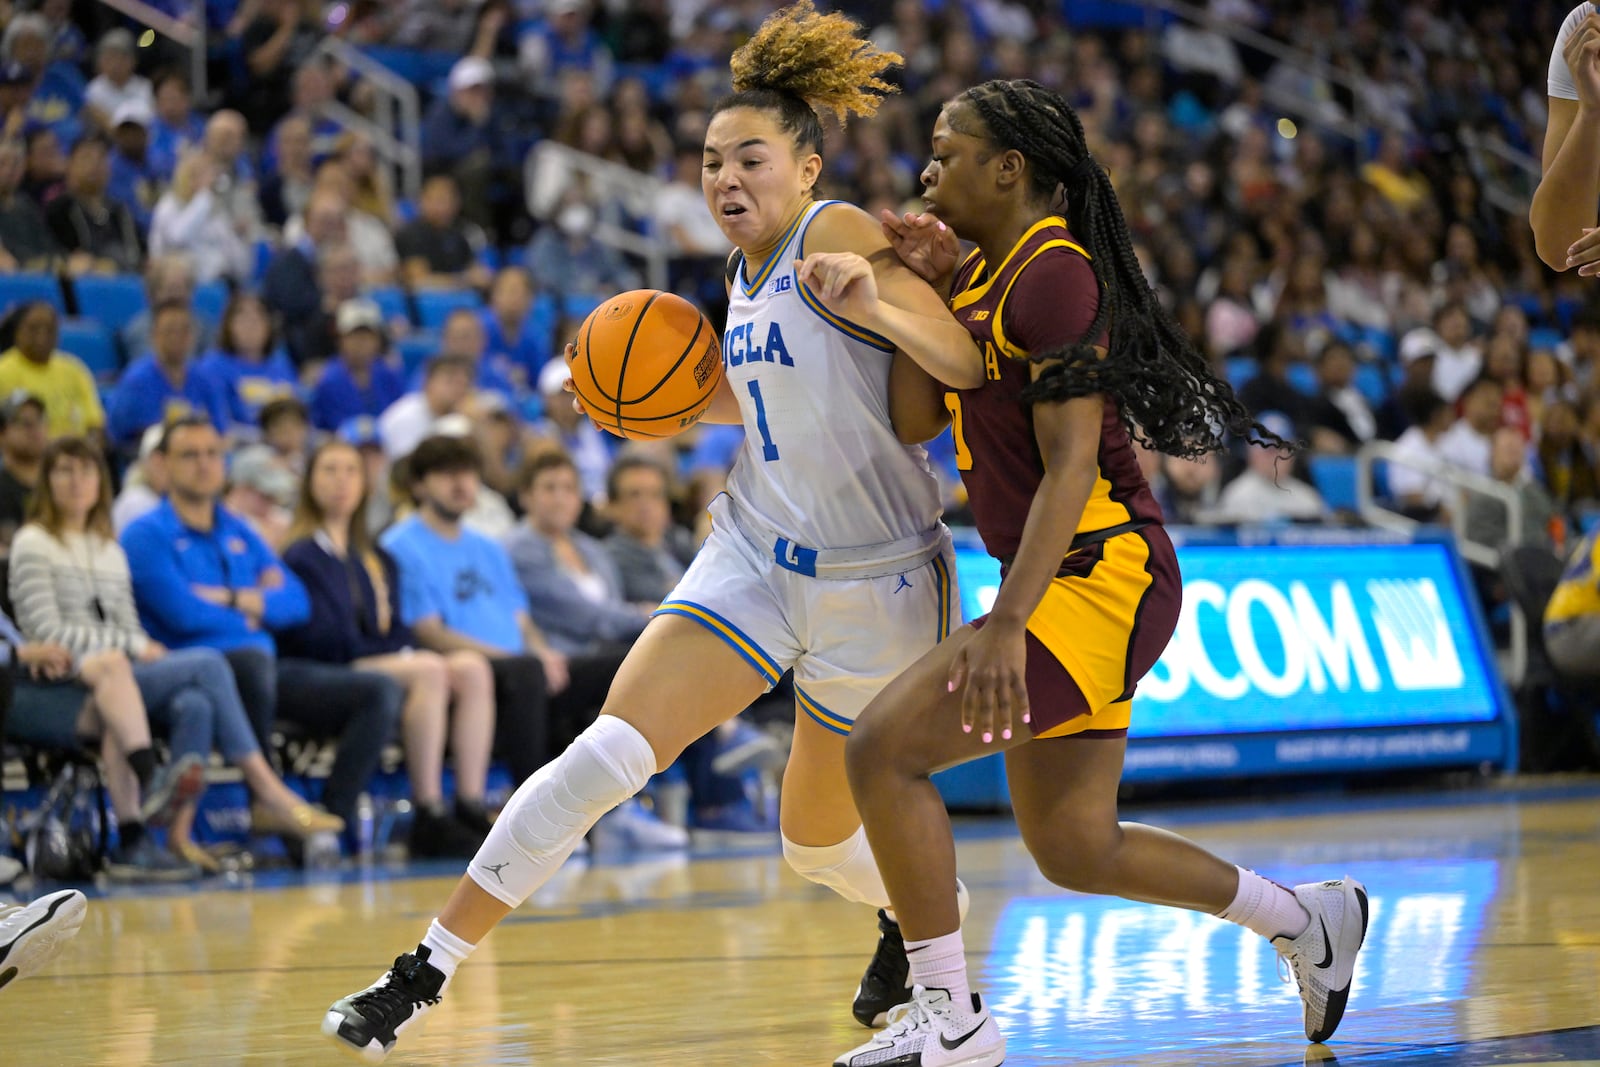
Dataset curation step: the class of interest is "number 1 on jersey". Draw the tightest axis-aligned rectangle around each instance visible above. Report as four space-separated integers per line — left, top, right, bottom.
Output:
945 392 972 470
747 379 780 461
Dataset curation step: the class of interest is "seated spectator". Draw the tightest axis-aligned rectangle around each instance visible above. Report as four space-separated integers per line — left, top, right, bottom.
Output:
263 189 347 364
107 302 230 452
1238 322 1312 434
1 601 199 880
0 135 60 271
518 0 615 100
309 299 406 432
1534 400 1600 512
1360 131 1430 213
655 140 733 261
415 308 518 397
284 162 397 287
1153 451 1223 526
45 134 144 276
145 70 206 184
381 354 476 460
0 390 45 549
107 101 158 232
1203 254 1262 358
421 56 522 236
331 131 396 226
258 114 314 229
526 190 642 310
239 0 327 135
260 396 312 475
280 441 497 857
1482 333 1532 442
38 0 85 68
199 110 263 241
5 13 84 146
603 454 697 605
11 436 341 873
531 359 613 506
120 254 211 362
223 444 297 550
506 450 649 654
1437 374 1504 478
195 293 298 434
1545 527 1600 681
149 148 254 286
1386 386 1456 519
1306 340 1377 453
21 126 66 206
382 435 636 792
396 175 490 292
121 416 403 837
481 266 555 381
1399 302 1481 404
1210 413 1329 524
112 423 165 533
1464 427 1555 552
0 301 104 438
82 29 151 133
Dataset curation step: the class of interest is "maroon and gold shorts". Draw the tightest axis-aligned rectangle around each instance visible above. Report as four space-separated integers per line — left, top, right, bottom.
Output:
973 525 1181 739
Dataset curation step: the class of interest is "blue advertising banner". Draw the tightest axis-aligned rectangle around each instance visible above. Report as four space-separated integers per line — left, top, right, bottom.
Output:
941 530 1514 797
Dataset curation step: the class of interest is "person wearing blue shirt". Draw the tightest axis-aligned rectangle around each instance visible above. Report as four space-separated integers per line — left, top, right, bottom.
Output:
146 71 207 184
121 416 402 835
107 302 232 453
407 309 520 399
108 103 158 232
480 267 556 382
381 434 626 784
194 292 299 433
309 299 407 432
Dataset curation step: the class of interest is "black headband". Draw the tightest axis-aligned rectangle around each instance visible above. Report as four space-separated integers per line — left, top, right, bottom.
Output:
1067 155 1100 187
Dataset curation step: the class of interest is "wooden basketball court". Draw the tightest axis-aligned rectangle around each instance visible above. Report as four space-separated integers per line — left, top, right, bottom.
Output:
6 781 1600 1066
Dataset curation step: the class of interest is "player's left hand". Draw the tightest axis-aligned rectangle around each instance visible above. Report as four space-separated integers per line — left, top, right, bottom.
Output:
794 252 879 323
1569 227 1600 274
947 621 1031 744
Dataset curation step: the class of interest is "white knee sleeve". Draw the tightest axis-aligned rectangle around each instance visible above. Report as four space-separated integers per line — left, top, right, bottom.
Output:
467 715 656 906
782 828 972 924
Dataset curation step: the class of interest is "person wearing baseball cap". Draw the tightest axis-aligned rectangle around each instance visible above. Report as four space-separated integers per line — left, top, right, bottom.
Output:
108 97 157 231
422 55 515 234
308 299 407 433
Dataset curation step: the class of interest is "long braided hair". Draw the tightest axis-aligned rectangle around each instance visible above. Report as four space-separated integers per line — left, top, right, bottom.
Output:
952 79 1284 458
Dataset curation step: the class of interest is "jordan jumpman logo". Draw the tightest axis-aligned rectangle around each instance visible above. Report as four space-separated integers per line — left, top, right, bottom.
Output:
480 861 511 884
893 575 913 594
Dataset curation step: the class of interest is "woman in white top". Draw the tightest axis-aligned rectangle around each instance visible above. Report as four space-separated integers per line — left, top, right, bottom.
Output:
149 149 254 286
9 437 343 872
1533 2 1600 272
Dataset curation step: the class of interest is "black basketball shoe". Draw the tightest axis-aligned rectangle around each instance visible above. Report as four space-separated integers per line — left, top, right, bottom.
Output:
322 946 447 1063
852 909 912 1027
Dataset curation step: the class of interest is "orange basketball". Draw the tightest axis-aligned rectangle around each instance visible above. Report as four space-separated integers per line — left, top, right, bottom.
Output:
568 289 723 440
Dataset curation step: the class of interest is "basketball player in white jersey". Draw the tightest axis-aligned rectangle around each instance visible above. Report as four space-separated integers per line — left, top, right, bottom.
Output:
322 3 987 1060
1531 3 1600 271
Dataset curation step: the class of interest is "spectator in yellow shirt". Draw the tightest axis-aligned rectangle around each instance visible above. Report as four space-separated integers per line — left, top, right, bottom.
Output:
0 301 105 439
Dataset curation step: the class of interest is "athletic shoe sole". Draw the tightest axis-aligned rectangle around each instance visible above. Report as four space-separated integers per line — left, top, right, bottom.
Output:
0 890 87 989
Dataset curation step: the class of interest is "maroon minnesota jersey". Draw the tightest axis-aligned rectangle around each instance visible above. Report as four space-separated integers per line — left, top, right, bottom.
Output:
948 217 1163 559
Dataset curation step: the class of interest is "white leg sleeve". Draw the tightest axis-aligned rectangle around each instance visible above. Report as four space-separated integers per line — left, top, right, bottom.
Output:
782 828 971 923
467 715 656 906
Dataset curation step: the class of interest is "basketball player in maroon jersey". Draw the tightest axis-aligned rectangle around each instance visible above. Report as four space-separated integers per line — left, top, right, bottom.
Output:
829 80 1370 1066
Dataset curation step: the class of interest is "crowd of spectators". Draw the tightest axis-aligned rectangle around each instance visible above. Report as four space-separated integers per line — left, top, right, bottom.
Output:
4 0 1600 878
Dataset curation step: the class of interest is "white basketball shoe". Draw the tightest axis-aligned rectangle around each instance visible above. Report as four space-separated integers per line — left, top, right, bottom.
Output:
0 889 87 990
1272 876 1369 1042
834 985 1005 1067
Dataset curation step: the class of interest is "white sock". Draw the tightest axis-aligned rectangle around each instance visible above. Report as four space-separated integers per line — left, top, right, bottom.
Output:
1217 866 1310 940
886 878 970 928
419 918 474 981
906 929 972 1011
466 715 657 906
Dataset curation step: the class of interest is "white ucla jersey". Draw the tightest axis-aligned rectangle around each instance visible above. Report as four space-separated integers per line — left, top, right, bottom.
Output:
721 200 942 573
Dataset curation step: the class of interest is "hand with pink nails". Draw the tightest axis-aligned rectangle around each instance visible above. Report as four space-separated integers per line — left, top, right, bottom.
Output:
946 619 1031 746
879 209 960 291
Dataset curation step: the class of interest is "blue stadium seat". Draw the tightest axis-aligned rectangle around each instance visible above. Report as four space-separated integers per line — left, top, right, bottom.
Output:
57 319 119 379
1529 327 1565 352
0 272 66 314
193 280 230 328
1286 361 1318 395
397 331 440 374
1225 356 1259 390
1308 454 1360 513
414 289 481 330
368 286 410 326
70 274 147 333
1354 361 1391 406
